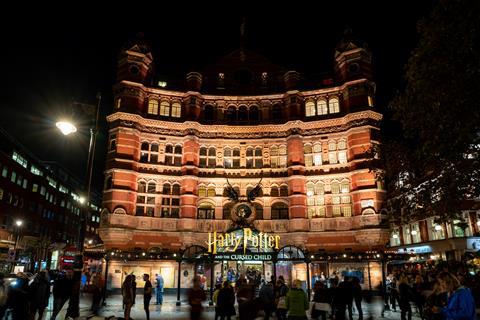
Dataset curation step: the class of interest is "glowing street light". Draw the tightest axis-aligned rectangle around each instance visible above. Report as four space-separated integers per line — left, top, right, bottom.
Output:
56 121 77 136
15 220 23 227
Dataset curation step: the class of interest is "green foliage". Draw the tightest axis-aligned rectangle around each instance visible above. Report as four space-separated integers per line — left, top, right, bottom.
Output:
383 0 480 222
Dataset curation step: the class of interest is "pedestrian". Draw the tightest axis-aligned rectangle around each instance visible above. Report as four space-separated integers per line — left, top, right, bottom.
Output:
50 269 74 320
122 274 135 320
259 277 275 320
352 277 363 320
155 273 164 305
311 281 332 320
236 277 256 320
90 272 103 315
423 281 446 320
285 279 308 320
217 281 236 320
143 273 153 320
398 274 413 320
275 277 289 320
81 272 87 296
433 271 476 320
213 283 222 320
188 275 206 320
28 270 50 320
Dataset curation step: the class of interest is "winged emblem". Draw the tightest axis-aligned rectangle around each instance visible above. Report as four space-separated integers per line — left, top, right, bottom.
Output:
225 178 239 202
247 178 263 202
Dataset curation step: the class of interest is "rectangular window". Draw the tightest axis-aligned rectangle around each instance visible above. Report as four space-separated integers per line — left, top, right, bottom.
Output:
22 179 28 189
332 196 341 205
11 171 16 183
1 166 8 178
59 185 69 194
0 188 3 200
342 206 352 217
328 152 337 164
30 165 43 176
332 206 341 217
12 151 28 168
338 151 347 164
40 186 46 196
47 176 57 188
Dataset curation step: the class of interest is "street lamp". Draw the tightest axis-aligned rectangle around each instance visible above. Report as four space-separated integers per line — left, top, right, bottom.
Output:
11 219 23 272
56 92 101 318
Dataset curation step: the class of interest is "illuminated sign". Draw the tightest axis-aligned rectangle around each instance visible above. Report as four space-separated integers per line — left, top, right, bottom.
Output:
206 228 280 254
214 254 273 261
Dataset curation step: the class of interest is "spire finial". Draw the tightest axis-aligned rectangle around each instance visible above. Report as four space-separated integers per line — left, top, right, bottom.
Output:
240 17 246 62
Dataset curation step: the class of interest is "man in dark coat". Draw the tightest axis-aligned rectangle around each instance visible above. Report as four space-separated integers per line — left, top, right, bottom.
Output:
29 271 50 320
51 269 74 320
217 281 236 320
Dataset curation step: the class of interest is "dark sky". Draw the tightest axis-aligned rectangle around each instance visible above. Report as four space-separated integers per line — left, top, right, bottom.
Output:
0 1 435 192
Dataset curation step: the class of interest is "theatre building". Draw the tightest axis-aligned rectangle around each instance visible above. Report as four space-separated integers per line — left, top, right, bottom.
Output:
99 32 388 299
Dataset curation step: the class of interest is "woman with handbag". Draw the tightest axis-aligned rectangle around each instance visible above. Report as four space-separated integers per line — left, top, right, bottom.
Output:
276 278 289 320
311 281 332 320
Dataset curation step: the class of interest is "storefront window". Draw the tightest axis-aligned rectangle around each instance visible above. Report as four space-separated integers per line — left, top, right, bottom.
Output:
403 225 412 245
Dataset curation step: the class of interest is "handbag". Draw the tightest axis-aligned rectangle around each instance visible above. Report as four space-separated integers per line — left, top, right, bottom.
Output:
314 302 331 312
277 296 286 309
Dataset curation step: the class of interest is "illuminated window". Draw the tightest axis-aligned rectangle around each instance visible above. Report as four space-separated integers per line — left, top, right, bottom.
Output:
332 206 341 217
136 180 156 217
12 151 28 168
317 99 328 115
328 97 340 113
328 141 337 164
342 206 352 217
270 145 287 168
116 98 121 109
171 102 181 118
160 101 170 116
305 101 316 117
246 147 263 169
224 148 240 168
198 186 206 197
368 95 374 107
331 181 340 194
337 140 347 164
148 99 159 115
403 225 412 245
30 165 43 176
140 142 159 164
199 147 216 168
304 143 322 167
307 182 325 218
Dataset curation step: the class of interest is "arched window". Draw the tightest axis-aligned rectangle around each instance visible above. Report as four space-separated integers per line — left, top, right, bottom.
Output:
225 106 236 122
147 182 156 193
200 146 216 168
254 203 263 220
197 203 215 219
238 106 248 122
279 185 288 197
328 141 338 164
198 186 207 197
136 180 155 217
160 101 170 116
204 105 215 121
148 99 159 115
271 104 281 120
317 99 328 115
249 105 259 123
305 101 316 117
161 183 180 218
307 181 325 218
270 186 279 197
337 140 347 164
137 181 146 193
246 147 263 168
271 202 289 219
165 145 173 154
305 144 322 167
328 97 340 113
270 145 287 168
171 102 181 118
207 186 216 197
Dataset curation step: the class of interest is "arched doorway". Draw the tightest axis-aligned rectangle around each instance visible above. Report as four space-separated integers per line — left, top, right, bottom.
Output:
177 245 211 305
276 245 311 299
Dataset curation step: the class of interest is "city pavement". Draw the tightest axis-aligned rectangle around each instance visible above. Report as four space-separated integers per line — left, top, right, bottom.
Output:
41 293 423 320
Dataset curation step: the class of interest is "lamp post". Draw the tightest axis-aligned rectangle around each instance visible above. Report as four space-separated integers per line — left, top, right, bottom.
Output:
56 92 101 318
11 219 23 272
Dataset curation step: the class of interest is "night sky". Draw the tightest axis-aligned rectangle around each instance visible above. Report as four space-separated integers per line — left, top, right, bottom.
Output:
1 2 435 191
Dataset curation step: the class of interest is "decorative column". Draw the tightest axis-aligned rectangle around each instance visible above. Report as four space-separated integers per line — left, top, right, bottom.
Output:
179 136 199 230
287 135 307 226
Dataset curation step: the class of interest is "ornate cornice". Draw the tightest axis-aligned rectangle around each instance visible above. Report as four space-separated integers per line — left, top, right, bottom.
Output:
107 111 382 139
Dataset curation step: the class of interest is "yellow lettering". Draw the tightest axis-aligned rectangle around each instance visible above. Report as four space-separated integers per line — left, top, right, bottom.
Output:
258 232 263 249
243 228 252 254
233 235 242 253
217 234 225 247
251 234 259 247
268 236 274 248
206 232 217 254
275 235 280 249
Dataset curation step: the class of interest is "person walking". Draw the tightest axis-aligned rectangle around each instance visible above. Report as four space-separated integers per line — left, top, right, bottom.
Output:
143 273 153 320
286 279 309 320
122 274 135 320
28 270 50 320
155 273 164 305
352 277 363 320
90 272 103 315
217 281 236 320
259 277 275 320
188 275 206 320
433 271 476 320
275 277 289 320
398 274 413 320
50 269 74 320
236 277 256 320
311 281 332 320
0 273 8 319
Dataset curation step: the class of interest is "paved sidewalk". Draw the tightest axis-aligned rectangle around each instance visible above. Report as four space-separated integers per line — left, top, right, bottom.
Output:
40 293 423 320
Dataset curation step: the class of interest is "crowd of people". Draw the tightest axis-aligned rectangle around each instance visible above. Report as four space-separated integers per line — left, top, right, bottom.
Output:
0 268 104 320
